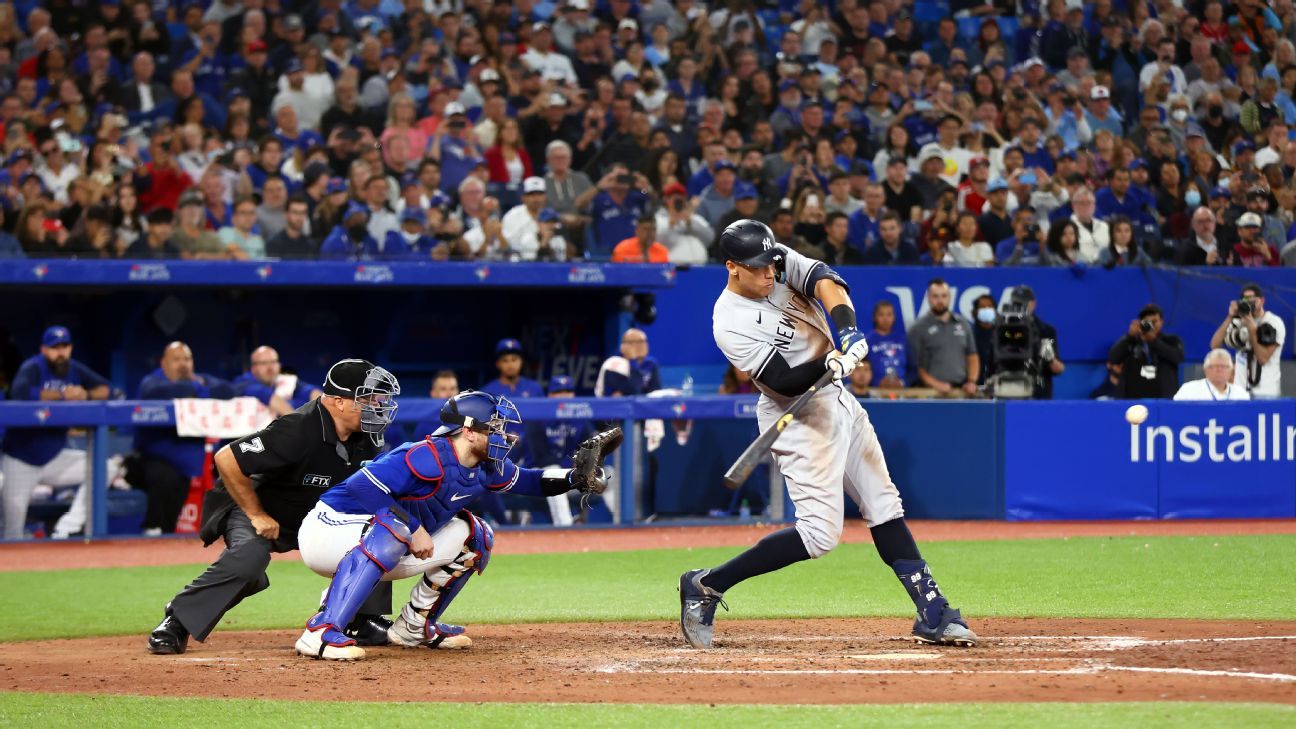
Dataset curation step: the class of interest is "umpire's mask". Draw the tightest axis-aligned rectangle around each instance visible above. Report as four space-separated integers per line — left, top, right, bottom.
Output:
323 359 402 447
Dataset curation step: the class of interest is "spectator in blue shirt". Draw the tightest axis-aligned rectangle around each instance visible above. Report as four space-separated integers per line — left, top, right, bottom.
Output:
996 208 1046 266
589 165 650 257
430 102 486 194
1 327 110 539
384 207 438 258
319 203 381 259
129 341 233 535
231 346 321 417
1015 118 1055 174
1095 166 1150 223
866 301 909 388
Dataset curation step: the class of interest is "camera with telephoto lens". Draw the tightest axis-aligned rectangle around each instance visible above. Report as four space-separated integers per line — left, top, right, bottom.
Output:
1236 298 1254 317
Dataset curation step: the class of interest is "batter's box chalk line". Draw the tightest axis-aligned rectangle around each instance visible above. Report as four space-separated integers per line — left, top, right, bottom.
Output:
603 665 1296 682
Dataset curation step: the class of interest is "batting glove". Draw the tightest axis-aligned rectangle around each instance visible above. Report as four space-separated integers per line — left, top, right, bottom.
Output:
838 327 869 361
826 351 859 382
839 324 870 355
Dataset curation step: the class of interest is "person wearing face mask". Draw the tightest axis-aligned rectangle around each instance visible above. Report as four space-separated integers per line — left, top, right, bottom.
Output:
970 295 997 386
384 207 437 258
1197 95 1231 152
320 203 382 260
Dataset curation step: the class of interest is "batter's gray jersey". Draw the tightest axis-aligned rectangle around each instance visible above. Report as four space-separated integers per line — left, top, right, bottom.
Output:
712 247 835 403
711 245 904 557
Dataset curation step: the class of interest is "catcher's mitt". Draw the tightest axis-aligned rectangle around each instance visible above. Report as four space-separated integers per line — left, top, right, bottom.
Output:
570 427 623 495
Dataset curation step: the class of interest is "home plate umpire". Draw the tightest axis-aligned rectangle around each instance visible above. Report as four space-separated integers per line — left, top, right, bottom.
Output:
148 359 400 654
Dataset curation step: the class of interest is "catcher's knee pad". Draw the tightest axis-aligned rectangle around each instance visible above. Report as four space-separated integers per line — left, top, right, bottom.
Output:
362 508 413 573
795 516 843 559
455 510 494 575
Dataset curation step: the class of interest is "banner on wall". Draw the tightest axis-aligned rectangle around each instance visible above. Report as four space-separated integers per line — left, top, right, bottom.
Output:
649 267 1296 366
1004 401 1296 520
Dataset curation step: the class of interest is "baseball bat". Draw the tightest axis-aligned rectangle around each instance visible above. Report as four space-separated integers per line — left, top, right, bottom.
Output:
723 369 836 490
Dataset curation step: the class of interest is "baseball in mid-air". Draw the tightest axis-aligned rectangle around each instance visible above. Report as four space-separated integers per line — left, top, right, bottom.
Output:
1125 404 1149 425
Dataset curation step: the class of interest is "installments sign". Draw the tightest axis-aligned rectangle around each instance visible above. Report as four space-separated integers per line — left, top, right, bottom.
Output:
1005 401 1296 521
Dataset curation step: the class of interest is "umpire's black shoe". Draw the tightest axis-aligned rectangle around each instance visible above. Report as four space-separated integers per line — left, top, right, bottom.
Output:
147 603 189 655
346 614 393 646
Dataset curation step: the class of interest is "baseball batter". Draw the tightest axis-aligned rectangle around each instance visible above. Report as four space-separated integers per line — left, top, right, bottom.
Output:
679 219 977 649
294 390 619 660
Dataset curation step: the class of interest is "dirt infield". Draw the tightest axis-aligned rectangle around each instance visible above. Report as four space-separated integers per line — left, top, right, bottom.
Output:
3 618 1294 704
3 519 1294 572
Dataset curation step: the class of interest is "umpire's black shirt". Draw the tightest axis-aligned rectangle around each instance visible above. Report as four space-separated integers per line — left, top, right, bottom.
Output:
226 398 379 546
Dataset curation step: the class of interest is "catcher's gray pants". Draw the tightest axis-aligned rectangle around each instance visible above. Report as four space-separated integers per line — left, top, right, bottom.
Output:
169 506 390 641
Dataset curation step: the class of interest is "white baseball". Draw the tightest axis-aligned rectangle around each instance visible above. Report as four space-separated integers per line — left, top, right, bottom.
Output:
1125 404 1149 425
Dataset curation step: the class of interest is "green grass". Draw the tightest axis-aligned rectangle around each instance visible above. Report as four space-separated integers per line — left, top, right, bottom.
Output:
2 694 1294 729
1 535 1293 642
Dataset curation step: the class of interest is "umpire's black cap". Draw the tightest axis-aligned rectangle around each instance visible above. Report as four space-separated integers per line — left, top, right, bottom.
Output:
322 359 379 396
719 219 783 267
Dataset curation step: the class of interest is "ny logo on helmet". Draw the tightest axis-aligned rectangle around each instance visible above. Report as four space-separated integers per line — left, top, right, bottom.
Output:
761 237 774 251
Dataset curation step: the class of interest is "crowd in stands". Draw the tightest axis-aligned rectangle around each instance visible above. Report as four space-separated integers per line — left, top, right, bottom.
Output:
0 0 1293 265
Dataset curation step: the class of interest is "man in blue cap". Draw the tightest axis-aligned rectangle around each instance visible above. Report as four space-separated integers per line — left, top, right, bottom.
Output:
1 327 111 539
482 338 544 401
319 203 380 259
386 207 436 257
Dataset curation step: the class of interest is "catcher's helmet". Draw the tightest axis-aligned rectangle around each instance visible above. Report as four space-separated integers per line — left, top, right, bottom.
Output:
718 219 783 267
432 390 521 474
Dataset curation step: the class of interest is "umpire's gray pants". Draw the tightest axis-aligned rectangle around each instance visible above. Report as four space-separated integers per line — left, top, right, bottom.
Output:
169 507 391 641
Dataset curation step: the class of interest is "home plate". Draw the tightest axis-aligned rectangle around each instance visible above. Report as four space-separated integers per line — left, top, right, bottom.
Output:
846 652 943 661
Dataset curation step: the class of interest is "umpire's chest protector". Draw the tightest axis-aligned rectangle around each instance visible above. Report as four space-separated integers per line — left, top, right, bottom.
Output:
400 438 498 532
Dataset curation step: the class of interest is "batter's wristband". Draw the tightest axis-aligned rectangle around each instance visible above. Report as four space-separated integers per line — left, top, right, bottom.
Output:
830 304 857 332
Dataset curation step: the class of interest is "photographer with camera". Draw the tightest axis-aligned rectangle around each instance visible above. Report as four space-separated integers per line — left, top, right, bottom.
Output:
1209 284 1285 399
984 286 1064 398
656 182 714 265
995 208 1045 266
1107 304 1184 399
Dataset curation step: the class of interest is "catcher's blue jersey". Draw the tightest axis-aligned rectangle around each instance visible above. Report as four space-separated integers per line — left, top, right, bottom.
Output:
319 436 545 533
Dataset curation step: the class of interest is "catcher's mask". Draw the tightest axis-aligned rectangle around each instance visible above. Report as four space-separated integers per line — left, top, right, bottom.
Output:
432 390 521 474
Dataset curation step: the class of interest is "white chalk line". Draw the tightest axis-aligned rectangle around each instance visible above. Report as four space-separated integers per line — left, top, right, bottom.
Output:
597 665 1296 683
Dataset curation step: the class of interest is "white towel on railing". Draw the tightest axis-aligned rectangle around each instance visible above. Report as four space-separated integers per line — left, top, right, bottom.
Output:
173 397 272 438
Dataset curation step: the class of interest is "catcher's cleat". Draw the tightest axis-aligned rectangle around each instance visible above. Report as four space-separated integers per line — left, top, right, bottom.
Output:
297 613 366 660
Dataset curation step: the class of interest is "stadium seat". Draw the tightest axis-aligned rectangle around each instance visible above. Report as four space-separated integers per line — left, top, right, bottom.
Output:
997 16 1020 41
958 17 982 42
912 2 947 23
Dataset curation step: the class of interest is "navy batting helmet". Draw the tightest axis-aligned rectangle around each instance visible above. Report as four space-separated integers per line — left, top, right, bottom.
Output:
719 219 784 268
432 390 521 473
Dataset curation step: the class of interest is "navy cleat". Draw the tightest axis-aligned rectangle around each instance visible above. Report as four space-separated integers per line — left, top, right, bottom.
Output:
911 605 978 647
679 568 727 649
147 603 189 655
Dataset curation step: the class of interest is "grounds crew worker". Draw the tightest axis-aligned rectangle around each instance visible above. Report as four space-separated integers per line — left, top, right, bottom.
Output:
147 359 401 654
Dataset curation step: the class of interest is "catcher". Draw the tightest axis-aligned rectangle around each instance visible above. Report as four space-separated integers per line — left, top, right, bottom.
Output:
293 390 621 660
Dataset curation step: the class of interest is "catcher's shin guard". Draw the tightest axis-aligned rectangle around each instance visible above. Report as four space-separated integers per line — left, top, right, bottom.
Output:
390 512 493 649
303 510 410 655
